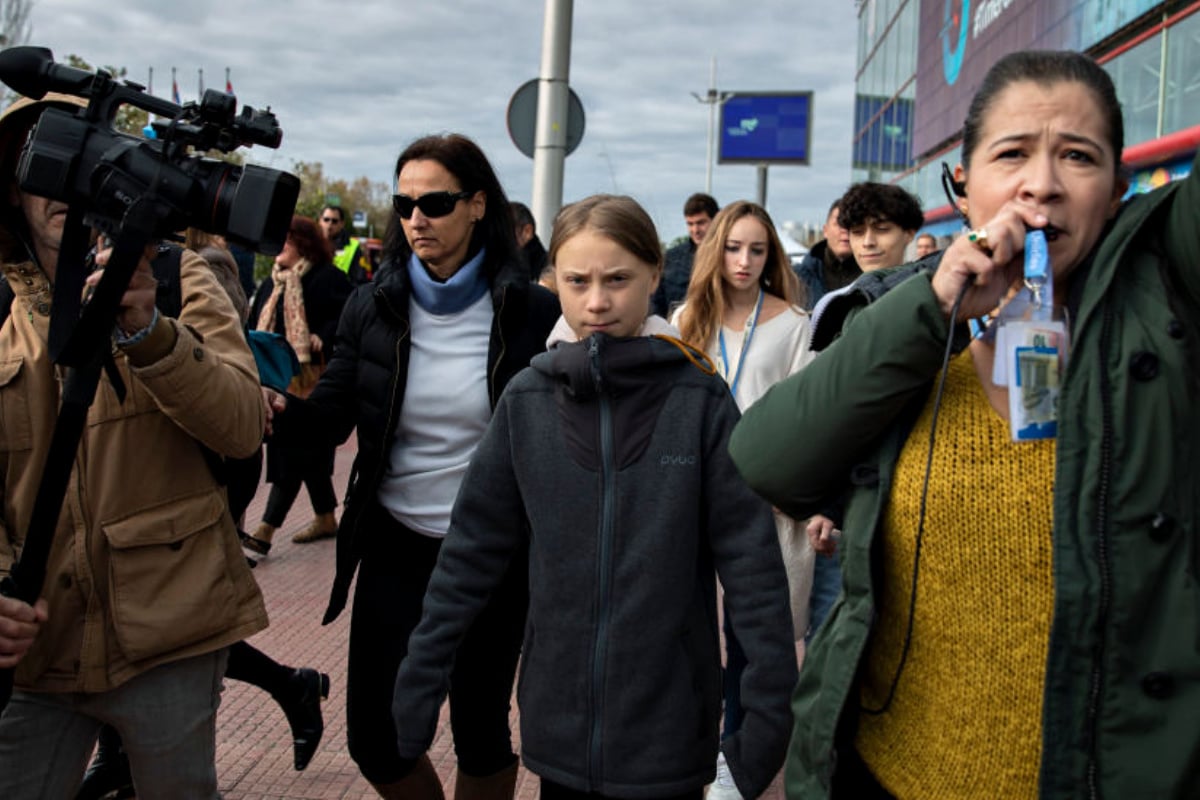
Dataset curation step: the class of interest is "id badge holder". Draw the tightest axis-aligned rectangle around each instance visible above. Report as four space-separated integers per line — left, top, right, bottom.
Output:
991 231 1069 442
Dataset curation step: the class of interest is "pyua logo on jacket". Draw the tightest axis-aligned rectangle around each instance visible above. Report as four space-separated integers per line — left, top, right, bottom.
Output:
660 454 697 466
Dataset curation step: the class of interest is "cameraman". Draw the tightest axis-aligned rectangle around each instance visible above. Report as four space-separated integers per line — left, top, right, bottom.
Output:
0 95 267 797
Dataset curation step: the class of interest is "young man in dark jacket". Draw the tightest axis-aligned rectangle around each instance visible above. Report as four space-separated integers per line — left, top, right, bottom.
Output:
792 199 859 311
651 192 719 317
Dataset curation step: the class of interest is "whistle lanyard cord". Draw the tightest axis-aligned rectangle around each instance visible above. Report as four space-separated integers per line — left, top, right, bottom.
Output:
861 276 973 716
718 288 764 400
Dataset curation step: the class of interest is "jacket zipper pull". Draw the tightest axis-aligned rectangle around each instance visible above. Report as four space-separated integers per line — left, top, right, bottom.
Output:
589 335 605 393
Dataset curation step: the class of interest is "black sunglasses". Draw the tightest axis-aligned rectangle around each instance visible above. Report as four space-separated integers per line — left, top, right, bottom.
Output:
392 190 474 219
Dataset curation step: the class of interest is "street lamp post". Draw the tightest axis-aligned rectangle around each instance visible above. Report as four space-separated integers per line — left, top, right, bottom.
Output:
531 0 573 239
690 57 720 195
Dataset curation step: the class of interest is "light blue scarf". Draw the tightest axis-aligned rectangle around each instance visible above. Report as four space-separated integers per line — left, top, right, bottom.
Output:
406 248 489 315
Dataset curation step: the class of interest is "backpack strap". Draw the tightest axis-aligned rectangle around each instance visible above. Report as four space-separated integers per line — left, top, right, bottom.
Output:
150 243 230 486
0 277 13 328
150 243 184 318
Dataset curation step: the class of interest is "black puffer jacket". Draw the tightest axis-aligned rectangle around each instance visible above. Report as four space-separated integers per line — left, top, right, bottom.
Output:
270 254 559 623
392 334 796 799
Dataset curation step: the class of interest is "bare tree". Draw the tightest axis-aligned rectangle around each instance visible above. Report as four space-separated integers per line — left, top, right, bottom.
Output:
0 0 33 106
0 0 31 47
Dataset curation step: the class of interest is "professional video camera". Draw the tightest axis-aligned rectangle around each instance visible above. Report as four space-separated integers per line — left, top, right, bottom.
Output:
0 46 299 254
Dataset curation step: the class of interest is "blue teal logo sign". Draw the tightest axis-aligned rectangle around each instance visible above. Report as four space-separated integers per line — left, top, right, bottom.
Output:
941 0 970 85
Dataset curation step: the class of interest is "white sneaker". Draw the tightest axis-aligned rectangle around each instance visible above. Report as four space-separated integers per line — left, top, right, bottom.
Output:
707 752 744 800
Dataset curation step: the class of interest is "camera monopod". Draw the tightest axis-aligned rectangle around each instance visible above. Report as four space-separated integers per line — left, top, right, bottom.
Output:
0 198 164 710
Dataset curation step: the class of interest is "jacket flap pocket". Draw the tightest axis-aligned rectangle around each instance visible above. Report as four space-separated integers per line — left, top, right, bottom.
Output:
103 491 228 549
0 357 24 387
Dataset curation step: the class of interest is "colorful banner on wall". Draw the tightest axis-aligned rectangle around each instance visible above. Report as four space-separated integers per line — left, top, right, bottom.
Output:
1125 155 1194 197
913 0 1077 156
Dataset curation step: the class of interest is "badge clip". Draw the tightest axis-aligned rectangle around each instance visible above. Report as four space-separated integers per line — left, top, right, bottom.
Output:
991 230 1069 442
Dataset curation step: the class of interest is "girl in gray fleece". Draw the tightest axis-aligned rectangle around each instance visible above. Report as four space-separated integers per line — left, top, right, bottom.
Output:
392 195 796 800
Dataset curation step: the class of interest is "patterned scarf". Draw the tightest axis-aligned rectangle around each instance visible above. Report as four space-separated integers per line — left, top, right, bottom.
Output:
256 258 313 363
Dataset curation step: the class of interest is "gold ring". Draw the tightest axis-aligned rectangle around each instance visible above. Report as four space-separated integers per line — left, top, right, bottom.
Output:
967 227 990 249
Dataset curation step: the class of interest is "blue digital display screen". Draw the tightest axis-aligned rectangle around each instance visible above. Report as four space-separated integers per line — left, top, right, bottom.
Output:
718 93 812 164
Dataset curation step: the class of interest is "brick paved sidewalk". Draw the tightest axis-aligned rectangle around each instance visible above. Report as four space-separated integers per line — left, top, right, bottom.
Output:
216 439 787 800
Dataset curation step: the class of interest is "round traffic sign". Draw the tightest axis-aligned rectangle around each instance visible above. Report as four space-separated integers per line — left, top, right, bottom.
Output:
506 78 586 159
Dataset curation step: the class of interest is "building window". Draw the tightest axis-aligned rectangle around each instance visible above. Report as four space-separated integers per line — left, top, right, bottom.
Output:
1104 31 1163 147
1163 10 1200 135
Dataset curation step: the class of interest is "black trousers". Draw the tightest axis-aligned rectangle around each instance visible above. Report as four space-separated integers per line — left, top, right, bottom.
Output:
540 779 702 800
261 442 338 526
346 502 527 784
224 448 263 525
226 640 292 698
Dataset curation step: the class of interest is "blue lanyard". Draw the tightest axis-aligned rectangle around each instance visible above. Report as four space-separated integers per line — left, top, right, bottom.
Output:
718 289 764 399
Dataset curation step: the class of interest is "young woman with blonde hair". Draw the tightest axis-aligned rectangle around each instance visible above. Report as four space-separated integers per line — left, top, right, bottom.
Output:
671 200 815 800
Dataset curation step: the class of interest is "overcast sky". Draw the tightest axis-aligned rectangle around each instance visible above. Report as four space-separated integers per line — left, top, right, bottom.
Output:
21 0 860 244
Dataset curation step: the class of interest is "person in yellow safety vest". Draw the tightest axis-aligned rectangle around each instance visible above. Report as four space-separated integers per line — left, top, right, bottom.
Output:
319 205 371 285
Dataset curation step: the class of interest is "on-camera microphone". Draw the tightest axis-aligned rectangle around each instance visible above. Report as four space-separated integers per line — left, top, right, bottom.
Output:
0 46 94 100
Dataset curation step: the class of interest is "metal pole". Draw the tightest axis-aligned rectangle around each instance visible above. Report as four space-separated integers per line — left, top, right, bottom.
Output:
692 57 719 195
1156 18 1168 138
705 57 717 194
756 164 768 207
531 0 573 239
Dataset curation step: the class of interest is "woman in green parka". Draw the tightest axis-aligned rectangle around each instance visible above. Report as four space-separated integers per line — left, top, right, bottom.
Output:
729 50 1200 799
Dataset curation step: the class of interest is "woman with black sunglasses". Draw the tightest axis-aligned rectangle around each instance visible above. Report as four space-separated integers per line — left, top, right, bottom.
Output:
264 133 559 800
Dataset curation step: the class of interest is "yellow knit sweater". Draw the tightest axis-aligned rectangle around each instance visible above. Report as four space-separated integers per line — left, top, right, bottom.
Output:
855 349 1056 799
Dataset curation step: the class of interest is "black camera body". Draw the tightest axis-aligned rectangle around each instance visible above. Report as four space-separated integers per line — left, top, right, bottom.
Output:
0 46 299 254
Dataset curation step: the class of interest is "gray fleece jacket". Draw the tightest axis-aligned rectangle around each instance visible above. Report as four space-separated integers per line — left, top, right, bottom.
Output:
392 332 797 799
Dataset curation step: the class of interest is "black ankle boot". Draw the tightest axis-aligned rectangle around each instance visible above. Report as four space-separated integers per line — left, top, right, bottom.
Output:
277 667 330 771
76 725 135 800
